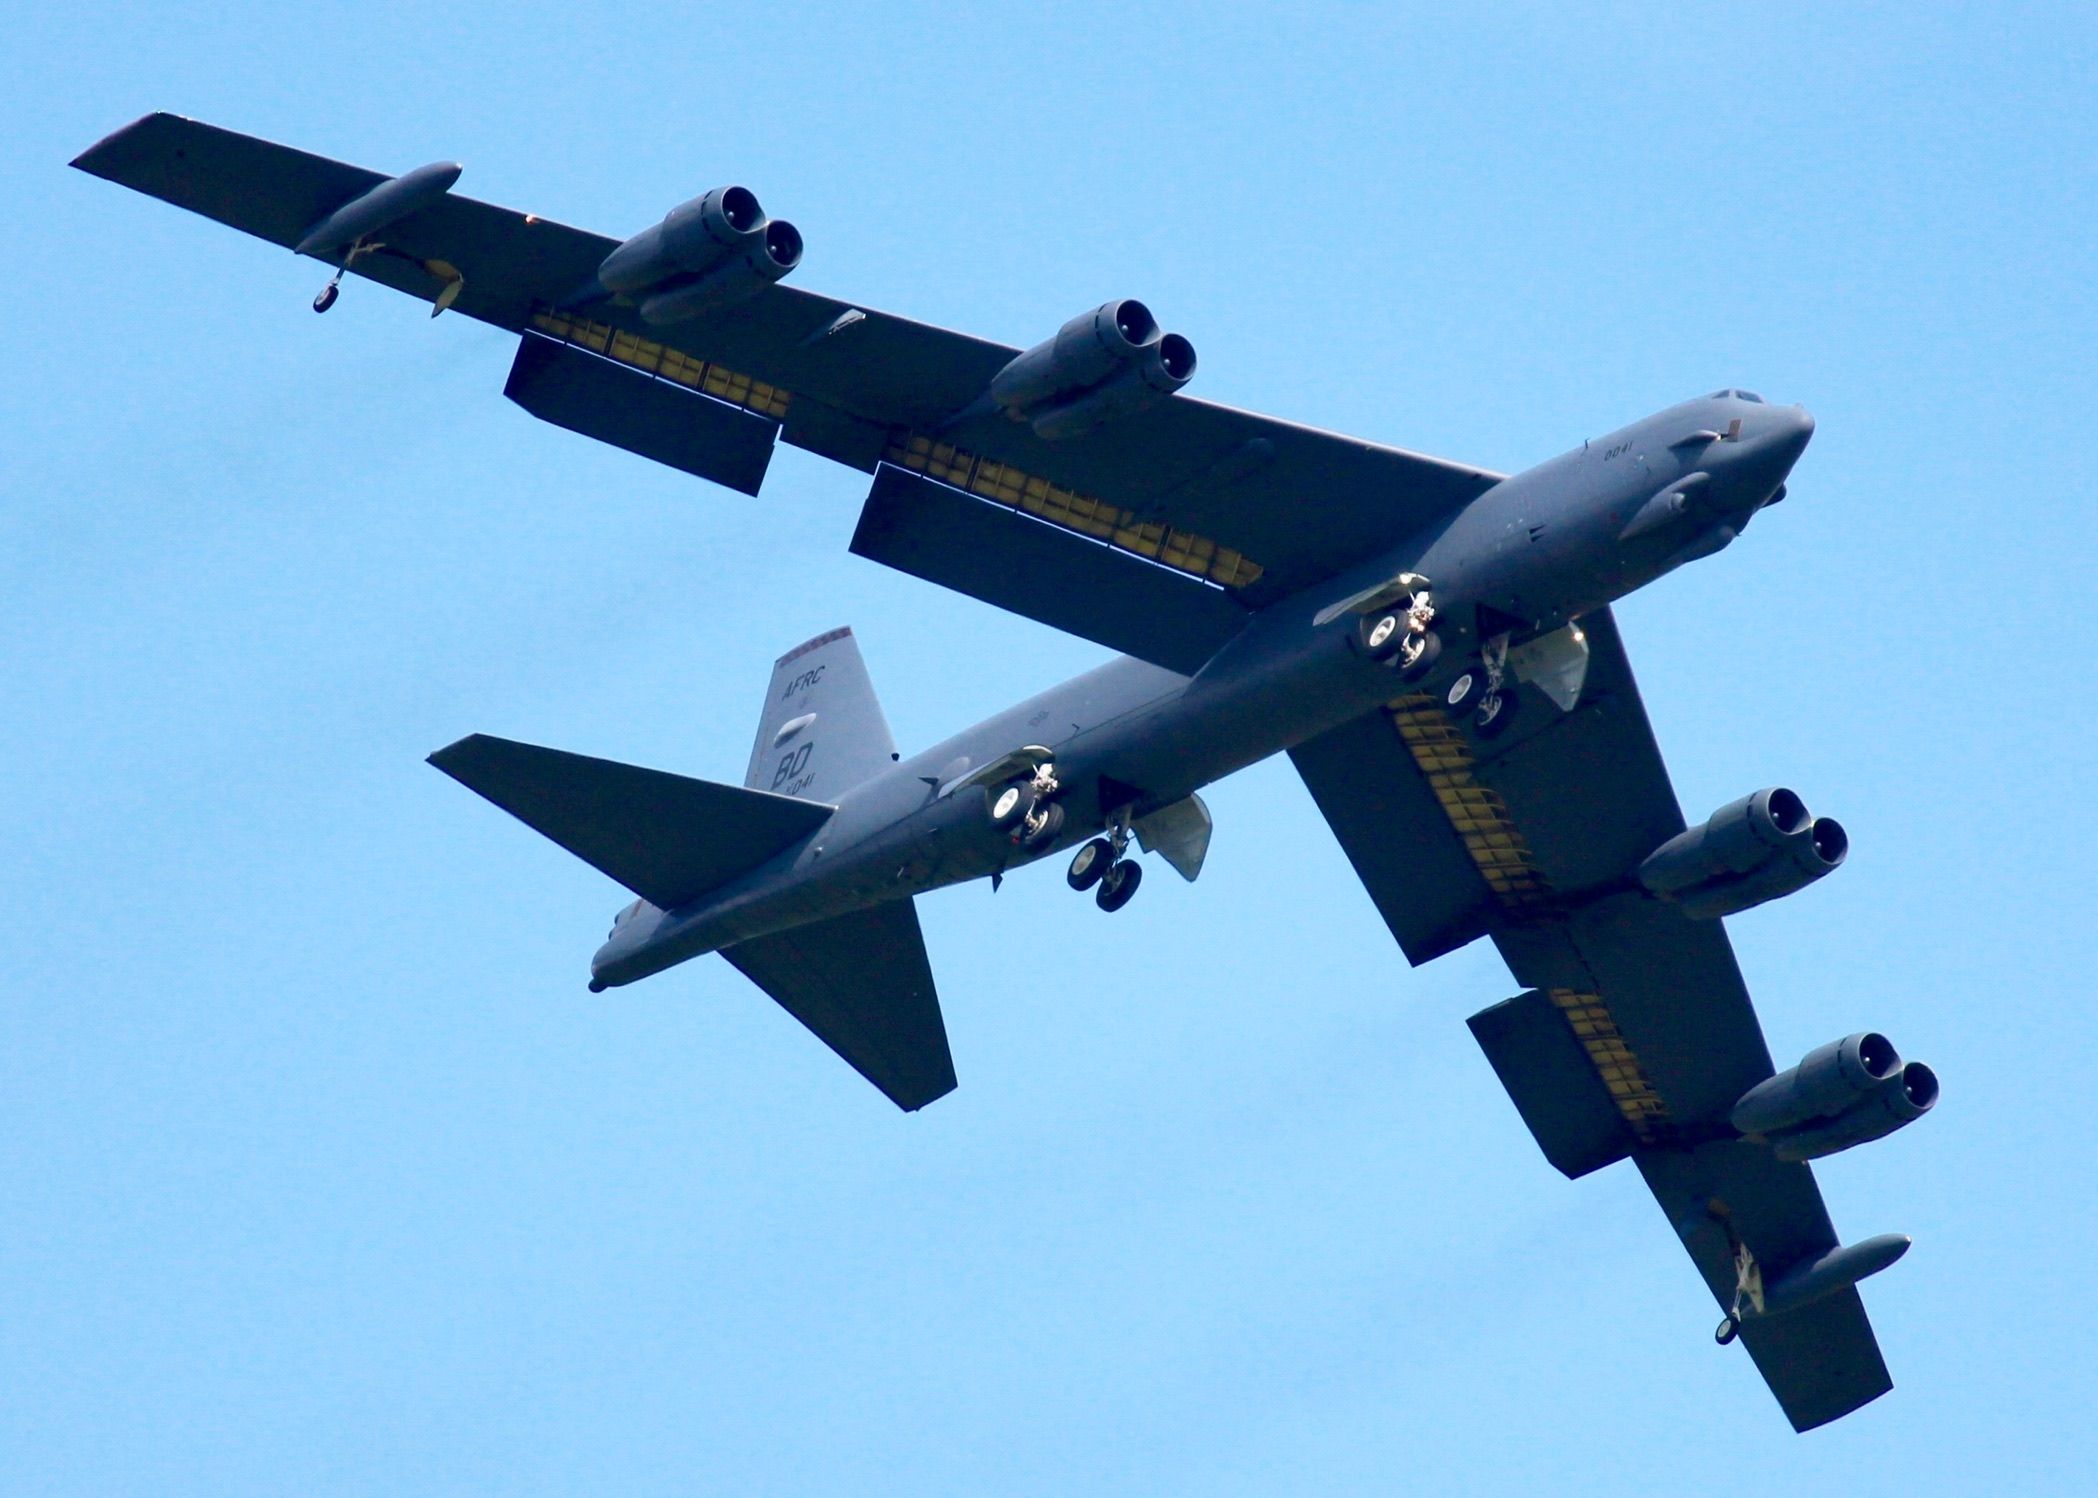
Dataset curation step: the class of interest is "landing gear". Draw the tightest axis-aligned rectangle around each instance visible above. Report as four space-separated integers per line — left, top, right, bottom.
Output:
1096 858 1143 912
1017 800 1065 852
988 782 1034 832
1714 1223 1763 1349
987 760 1065 850
1067 837 1114 891
311 238 379 314
1447 633 1519 738
1072 808 1144 911
1393 628 1441 682
1357 589 1441 682
1474 687 1519 739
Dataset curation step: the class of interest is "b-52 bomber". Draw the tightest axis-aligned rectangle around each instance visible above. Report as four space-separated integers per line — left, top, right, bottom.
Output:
77 115 1939 1432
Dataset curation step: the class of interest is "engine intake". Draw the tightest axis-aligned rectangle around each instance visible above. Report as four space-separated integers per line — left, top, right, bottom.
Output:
1637 787 1845 919
990 300 1196 438
596 186 801 322
1731 1032 1939 1161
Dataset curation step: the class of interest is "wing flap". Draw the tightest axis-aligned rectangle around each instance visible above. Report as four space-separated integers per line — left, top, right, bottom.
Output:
721 898 957 1112
850 463 1250 674
1468 990 1634 1179
79 114 1505 601
504 333 778 496
429 734 831 910
1287 708 1496 964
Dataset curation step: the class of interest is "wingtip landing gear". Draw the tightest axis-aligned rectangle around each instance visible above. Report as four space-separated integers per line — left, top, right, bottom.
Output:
311 237 382 314
1714 1314 1740 1345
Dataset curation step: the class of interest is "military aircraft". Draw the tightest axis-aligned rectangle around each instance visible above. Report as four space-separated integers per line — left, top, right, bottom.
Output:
77 114 1939 1432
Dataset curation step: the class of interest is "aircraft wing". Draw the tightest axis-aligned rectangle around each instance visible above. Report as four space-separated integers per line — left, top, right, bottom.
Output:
74 113 1503 671
1289 607 1894 1431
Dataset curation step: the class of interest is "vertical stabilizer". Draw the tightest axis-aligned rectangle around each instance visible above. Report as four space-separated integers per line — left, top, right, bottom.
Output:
745 627 897 801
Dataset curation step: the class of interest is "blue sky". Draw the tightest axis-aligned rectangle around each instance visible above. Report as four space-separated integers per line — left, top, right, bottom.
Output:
5 4 2095 1492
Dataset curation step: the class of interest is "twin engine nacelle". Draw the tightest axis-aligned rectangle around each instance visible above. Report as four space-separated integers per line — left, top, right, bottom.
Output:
1637 787 1846 920
989 299 1197 440
1731 1031 1940 1161
595 185 804 324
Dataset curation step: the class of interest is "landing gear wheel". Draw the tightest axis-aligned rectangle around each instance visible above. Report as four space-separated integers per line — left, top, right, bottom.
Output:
312 281 340 314
987 783 1035 832
1018 800 1066 851
1391 628 1442 683
1444 668 1486 716
1067 837 1114 890
1715 1315 1740 1346
1474 688 1519 739
1095 859 1143 912
1356 611 1408 661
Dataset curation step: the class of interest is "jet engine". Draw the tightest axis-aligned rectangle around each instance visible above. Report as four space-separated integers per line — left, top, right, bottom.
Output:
595 186 803 323
1730 1032 1939 1161
1636 787 1846 920
989 299 1196 439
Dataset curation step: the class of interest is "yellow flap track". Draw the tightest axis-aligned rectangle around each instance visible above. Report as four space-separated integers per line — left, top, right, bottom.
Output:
1549 988 1670 1138
884 433 1264 591
1386 698 1554 914
1387 694 1669 1138
530 308 792 421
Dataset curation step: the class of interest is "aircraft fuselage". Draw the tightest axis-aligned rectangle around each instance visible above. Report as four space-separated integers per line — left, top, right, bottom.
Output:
592 391 1811 988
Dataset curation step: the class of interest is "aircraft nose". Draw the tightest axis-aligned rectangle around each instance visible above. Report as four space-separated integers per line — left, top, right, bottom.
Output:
1757 404 1815 481
1784 404 1816 455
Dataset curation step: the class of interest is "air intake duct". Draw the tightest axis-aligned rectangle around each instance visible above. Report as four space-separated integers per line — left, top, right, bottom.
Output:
595 186 801 321
1731 1032 1939 1161
989 300 1196 439
1637 787 1845 920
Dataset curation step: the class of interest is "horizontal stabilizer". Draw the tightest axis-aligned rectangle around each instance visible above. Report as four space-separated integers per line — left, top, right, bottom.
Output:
722 898 956 1111
429 734 831 910
1468 990 1635 1179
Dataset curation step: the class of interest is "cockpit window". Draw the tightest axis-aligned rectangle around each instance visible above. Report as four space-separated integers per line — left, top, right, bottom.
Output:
1707 388 1765 403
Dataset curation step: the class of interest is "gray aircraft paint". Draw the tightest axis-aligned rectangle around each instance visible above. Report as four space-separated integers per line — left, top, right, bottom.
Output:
76 114 1909 1431
592 392 1810 989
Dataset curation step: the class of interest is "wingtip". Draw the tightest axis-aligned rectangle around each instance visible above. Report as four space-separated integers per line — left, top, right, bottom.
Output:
69 111 179 174
427 733 490 772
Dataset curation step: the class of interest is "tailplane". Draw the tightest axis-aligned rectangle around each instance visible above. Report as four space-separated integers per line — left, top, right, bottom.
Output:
746 627 897 802
722 897 956 1111
429 734 832 910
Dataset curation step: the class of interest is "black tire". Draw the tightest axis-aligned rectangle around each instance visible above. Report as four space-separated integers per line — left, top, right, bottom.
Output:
1391 628 1442 682
1474 688 1519 739
1443 668 1485 715
1067 837 1114 890
1018 800 1066 850
1096 859 1144 912
1715 1315 1740 1346
1355 611 1406 661
987 783 1035 832
312 282 340 314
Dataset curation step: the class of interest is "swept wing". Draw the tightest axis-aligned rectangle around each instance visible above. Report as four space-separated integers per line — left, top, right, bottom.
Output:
1290 608 1892 1430
75 113 1501 672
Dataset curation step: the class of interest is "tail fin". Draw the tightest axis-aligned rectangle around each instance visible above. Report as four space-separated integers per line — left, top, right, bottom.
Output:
746 627 897 803
430 734 832 910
